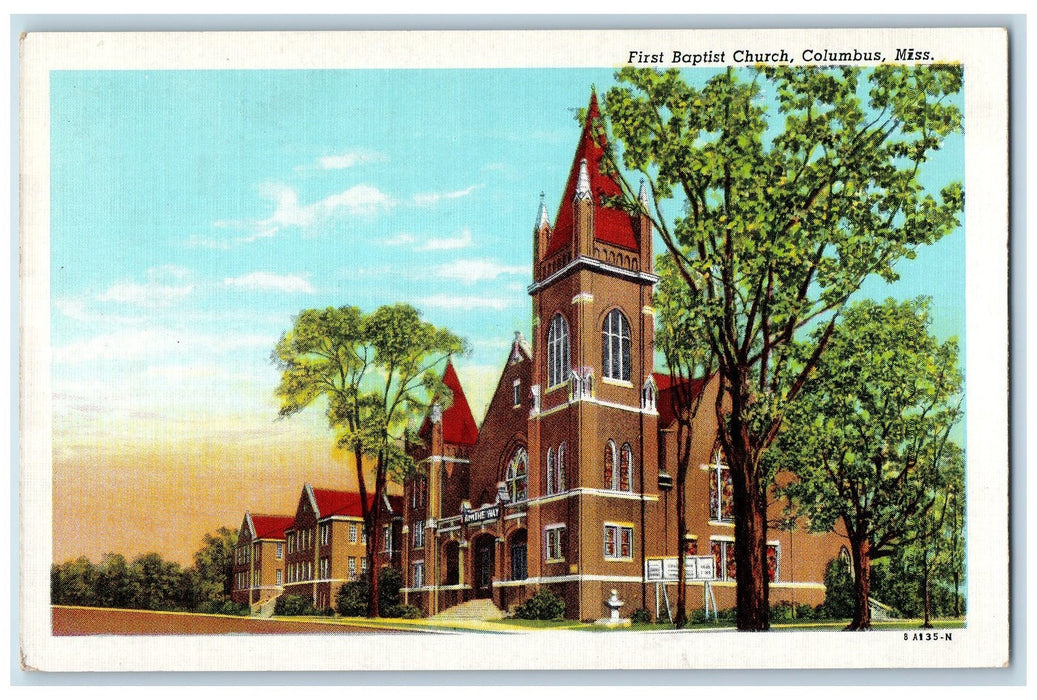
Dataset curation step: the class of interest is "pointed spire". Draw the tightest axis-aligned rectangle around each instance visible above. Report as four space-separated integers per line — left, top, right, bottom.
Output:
638 178 650 207
575 159 592 201
536 191 550 229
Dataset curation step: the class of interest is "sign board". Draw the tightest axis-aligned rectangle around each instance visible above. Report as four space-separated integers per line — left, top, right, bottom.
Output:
460 504 499 525
645 556 717 582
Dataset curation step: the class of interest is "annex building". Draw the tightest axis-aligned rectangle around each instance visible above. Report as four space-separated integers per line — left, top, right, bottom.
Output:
396 92 844 621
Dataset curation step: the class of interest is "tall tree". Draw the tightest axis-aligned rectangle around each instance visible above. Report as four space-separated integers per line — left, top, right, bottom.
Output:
94 553 132 609
655 254 717 628
274 303 467 616
770 298 962 630
191 527 238 604
604 65 963 629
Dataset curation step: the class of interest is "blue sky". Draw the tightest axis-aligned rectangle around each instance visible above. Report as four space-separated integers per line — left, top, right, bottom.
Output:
48 67 964 561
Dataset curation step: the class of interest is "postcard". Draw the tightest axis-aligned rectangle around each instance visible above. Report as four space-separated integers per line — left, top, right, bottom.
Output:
19 27 1009 671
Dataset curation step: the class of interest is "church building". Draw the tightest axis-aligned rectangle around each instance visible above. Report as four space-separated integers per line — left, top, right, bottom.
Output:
398 92 844 622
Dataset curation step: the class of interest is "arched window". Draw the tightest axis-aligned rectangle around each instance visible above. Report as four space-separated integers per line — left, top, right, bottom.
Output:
506 448 528 502
547 314 570 388
620 443 633 491
602 309 631 381
603 440 617 490
546 447 555 495
557 442 567 493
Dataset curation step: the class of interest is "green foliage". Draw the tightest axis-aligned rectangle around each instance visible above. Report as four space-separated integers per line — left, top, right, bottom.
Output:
604 66 964 629
770 601 796 623
821 557 856 620
275 594 322 617
50 529 244 613
384 604 424 619
191 526 237 603
631 608 653 624
334 567 405 618
273 304 468 616
514 589 566 621
336 579 369 617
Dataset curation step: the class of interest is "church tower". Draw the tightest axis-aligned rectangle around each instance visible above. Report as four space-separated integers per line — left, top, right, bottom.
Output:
526 91 662 618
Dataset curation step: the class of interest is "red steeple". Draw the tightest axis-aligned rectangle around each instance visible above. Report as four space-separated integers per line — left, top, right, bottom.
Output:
419 360 479 446
545 90 639 256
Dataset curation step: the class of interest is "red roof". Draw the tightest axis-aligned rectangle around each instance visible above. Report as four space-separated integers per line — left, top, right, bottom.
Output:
250 514 294 541
419 360 479 446
654 372 708 428
310 488 402 519
545 91 639 256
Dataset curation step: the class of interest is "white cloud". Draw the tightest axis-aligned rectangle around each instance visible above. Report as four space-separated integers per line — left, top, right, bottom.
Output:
417 228 474 251
383 232 417 247
432 258 527 284
223 272 315 294
96 267 196 307
417 294 515 311
320 184 394 216
316 149 386 170
412 185 481 207
52 329 275 365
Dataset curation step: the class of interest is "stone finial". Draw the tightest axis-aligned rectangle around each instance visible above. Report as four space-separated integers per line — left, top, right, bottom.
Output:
430 402 443 424
575 159 592 201
638 178 650 207
536 192 550 229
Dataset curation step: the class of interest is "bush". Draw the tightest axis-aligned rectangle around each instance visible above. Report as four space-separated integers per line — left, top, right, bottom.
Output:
275 594 320 617
771 601 795 623
631 608 652 624
795 604 815 621
335 567 405 617
514 589 566 620
821 557 856 620
220 600 250 616
385 604 424 619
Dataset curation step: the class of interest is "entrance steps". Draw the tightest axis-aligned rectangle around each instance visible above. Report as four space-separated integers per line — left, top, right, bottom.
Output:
256 595 279 619
431 598 505 621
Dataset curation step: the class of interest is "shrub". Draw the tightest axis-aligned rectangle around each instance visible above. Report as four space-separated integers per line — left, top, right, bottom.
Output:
275 594 320 617
631 608 652 624
220 600 250 616
514 589 566 620
795 604 815 621
771 601 795 623
821 557 855 620
335 567 405 617
385 604 424 619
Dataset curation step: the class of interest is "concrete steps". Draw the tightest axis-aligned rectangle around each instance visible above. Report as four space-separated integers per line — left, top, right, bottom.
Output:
431 598 505 621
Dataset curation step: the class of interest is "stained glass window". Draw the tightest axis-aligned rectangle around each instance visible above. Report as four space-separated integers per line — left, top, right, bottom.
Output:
709 462 734 521
506 448 528 502
604 524 634 559
557 443 567 493
604 440 617 489
546 447 555 495
620 443 633 491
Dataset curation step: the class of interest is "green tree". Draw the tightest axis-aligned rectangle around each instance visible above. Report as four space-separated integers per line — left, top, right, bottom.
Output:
771 298 962 630
128 552 188 611
94 553 132 609
604 65 963 630
51 556 98 606
190 527 238 605
274 303 467 616
655 254 717 628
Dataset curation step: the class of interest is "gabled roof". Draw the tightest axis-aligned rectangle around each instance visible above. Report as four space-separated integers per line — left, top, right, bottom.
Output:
545 90 639 256
304 484 403 520
419 360 479 446
654 372 708 429
248 513 294 541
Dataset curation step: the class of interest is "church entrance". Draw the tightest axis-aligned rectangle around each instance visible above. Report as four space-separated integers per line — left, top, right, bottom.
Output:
473 534 495 598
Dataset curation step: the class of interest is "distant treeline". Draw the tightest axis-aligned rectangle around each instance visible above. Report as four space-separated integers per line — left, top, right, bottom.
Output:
50 527 248 615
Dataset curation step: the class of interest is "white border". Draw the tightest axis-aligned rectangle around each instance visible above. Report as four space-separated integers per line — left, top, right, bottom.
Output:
19 27 1009 671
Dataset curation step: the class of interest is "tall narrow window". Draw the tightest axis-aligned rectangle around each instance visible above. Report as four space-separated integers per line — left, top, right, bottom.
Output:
620 443 633 491
604 440 617 490
547 314 570 388
506 448 528 502
709 457 735 522
546 447 555 495
602 309 631 381
557 442 567 493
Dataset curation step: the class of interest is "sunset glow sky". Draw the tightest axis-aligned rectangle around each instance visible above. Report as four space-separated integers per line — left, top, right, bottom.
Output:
49 68 964 566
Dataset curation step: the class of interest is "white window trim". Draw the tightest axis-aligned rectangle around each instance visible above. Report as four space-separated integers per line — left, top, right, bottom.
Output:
603 522 635 561
544 523 566 563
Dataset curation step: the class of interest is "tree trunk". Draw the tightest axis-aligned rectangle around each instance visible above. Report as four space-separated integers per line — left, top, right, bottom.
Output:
674 474 688 628
847 536 872 630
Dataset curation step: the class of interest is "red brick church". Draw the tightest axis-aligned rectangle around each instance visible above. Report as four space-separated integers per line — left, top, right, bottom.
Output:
398 93 844 621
